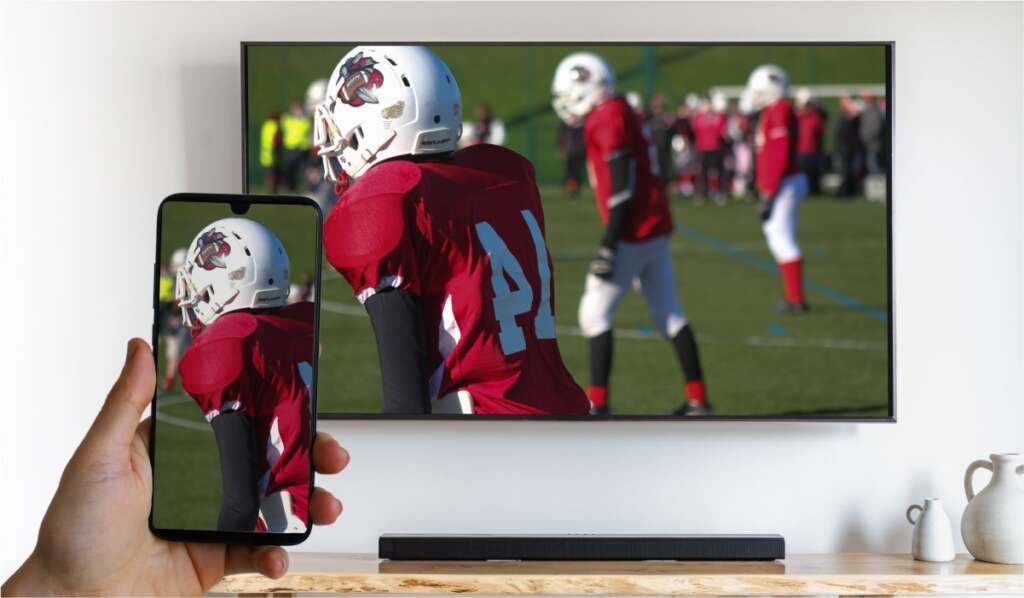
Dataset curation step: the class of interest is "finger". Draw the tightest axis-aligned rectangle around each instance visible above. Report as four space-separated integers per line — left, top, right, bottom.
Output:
224 545 289 579
309 487 343 525
312 432 349 474
85 338 157 451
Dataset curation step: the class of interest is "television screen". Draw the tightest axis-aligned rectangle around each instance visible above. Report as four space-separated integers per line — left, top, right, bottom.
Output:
242 43 892 420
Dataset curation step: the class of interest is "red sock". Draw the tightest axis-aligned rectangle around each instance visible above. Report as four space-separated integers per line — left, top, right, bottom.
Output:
686 381 707 405
779 259 805 304
588 385 608 408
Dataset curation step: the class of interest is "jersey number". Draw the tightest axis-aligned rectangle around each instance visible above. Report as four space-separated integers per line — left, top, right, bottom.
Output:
474 210 555 355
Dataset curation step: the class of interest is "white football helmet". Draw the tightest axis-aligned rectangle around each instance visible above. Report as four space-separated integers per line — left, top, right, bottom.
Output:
794 86 814 109
742 64 790 112
175 218 290 328
551 52 615 125
313 45 462 181
305 78 328 114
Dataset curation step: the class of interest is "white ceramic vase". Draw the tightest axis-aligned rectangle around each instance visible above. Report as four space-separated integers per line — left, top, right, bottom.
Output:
961 453 1024 564
907 498 956 562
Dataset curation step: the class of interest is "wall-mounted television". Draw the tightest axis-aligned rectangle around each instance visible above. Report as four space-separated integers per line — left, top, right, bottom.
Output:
238 42 893 421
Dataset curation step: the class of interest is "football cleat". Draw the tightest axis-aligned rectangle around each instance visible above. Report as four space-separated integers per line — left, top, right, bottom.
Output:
776 300 810 316
175 218 291 328
313 46 462 181
674 400 714 416
590 404 611 416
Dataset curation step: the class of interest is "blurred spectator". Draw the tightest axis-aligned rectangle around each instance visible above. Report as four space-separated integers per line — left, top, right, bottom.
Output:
280 100 313 192
557 121 586 198
648 93 675 189
289 272 315 305
462 102 506 146
795 87 827 195
259 111 283 194
670 99 698 197
159 248 191 391
692 95 728 204
725 100 753 198
835 95 865 197
859 90 885 175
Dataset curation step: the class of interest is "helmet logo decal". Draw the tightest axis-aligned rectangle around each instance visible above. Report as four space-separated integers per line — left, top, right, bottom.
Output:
195 230 231 270
570 65 591 83
337 52 384 107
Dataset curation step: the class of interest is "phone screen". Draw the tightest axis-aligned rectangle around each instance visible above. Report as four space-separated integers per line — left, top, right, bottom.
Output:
150 195 321 543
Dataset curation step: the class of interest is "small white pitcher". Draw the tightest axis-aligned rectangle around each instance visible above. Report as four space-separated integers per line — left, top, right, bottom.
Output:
907 498 956 562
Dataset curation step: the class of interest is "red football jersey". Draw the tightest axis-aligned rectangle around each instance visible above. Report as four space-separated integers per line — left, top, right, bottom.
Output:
324 144 589 417
692 110 727 152
755 98 801 197
583 96 674 242
180 301 314 530
796 106 825 154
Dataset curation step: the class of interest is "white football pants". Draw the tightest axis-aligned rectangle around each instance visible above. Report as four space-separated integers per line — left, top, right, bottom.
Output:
578 235 688 339
762 173 808 263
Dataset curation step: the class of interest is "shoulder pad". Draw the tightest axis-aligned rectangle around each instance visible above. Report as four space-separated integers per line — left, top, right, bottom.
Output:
179 314 255 396
452 144 535 181
325 166 416 269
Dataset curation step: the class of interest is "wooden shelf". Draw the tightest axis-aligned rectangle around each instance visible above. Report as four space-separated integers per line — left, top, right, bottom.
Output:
211 552 1024 595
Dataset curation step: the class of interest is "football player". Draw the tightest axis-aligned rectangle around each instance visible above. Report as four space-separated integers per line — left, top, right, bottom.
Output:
175 217 314 532
551 52 710 416
313 45 588 417
741 65 810 314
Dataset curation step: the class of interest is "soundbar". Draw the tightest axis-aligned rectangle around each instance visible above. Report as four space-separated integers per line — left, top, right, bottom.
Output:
379 534 785 561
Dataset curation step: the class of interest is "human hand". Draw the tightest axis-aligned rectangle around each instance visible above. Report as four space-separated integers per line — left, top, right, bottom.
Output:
3 338 350 596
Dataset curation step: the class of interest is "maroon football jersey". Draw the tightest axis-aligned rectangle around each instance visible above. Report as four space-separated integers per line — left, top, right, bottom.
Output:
583 96 673 242
180 301 314 528
755 98 801 197
324 144 588 416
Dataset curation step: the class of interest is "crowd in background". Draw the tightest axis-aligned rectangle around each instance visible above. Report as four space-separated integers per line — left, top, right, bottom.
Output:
258 81 888 208
558 87 888 203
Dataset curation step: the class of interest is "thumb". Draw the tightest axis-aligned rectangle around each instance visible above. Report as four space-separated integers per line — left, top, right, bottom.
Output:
84 338 157 452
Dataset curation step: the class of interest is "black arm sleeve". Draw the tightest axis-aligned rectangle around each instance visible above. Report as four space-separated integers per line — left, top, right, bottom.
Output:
210 411 261 531
364 288 431 415
600 149 636 250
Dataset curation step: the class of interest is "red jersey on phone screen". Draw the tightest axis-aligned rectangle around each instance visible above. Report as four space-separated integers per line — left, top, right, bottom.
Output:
179 301 314 532
583 96 673 242
324 144 588 417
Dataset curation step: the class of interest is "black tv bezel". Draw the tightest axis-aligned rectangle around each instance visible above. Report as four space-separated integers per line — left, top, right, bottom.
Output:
240 41 895 423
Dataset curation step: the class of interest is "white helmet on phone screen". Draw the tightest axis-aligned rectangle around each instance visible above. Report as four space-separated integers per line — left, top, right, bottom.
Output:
313 45 462 181
175 218 290 328
551 52 615 125
743 64 790 112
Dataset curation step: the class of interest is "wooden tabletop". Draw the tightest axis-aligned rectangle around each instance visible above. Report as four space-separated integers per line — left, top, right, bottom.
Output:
211 552 1024 595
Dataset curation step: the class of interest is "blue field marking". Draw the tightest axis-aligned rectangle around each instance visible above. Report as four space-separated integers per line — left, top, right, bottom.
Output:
767 323 788 337
674 224 888 324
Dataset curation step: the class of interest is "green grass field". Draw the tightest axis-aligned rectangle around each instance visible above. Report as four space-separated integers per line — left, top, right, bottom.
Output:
153 188 888 528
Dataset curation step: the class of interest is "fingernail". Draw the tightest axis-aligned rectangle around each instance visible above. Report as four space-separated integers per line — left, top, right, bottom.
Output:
126 340 137 361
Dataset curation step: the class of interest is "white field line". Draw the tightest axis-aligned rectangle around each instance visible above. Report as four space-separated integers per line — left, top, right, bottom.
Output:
154 393 211 433
320 300 884 352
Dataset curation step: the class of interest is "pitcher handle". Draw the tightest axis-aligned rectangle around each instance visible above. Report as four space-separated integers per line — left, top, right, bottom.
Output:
965 459 993 501
906 504 923 525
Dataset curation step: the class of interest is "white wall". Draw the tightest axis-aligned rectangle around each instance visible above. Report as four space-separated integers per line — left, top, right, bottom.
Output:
3 1 1022 579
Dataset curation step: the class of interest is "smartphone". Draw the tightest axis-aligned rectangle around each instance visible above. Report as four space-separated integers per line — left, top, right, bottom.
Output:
149 193 322 545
